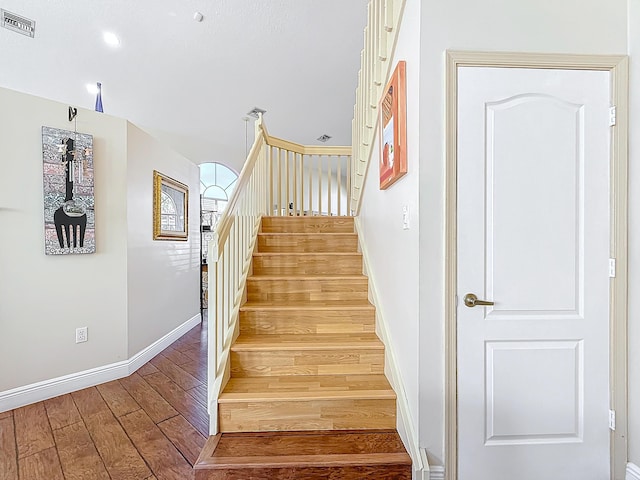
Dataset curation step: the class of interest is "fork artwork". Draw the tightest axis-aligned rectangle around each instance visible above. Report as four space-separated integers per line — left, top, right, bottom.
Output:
53 137 87 249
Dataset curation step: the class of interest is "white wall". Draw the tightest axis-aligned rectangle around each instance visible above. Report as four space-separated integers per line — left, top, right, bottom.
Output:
416 0 628 466
126 123 201 357
0 87 129 391
0 87 200 406
357 0 421 449
628 0 640 467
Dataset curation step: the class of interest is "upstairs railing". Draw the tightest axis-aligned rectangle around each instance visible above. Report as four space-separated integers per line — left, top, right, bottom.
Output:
207 116 352 433
350 0 406 214
265 133 352 217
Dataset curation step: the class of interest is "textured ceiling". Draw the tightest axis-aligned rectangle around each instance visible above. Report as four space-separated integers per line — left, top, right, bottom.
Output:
0 0 368 172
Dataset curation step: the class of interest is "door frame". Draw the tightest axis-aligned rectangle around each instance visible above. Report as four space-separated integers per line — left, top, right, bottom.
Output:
444 51 629 480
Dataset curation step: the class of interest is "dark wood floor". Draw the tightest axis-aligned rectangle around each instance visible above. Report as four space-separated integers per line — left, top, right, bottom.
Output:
195 430 412 480
0 312 209 480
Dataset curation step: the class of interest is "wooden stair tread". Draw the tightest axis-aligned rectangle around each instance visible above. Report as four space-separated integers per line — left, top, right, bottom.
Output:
195 430 411 469
248 274 367 280
240 301 374 310
252 252 362 256
261 215 354 217
231 333 383 351
251 252 364 275
260 217 355 234
258 232 357 237
238 307 375 336
261 216 354 219
257 232 358 253
219 375 395 403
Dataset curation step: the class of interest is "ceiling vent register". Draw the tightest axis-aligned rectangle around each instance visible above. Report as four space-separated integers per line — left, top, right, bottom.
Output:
247 107 267 119
317 134 332 143
1 9 35 37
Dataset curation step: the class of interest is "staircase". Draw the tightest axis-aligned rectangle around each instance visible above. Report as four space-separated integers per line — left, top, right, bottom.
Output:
195 216 411 479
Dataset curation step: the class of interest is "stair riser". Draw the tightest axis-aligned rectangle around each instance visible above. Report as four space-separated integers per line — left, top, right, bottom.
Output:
252 254 363 275
218 399 396 432
195 465 412 480
257 235 358 253
230 350 384 377
239 310 375 335
247 278 368 303
261 216 355 234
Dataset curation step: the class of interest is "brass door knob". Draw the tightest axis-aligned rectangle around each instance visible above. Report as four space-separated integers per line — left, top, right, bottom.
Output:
464 293 494 308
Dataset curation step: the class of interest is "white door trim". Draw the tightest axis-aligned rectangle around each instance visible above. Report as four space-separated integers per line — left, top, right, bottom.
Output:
444 51 629 480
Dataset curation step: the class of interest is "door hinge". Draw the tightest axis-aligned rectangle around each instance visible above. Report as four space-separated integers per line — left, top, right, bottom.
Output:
609 409 616 431
609 106 617 127
609 258 616 278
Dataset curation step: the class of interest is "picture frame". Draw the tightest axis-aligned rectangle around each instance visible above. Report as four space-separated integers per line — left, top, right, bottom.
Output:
153 170 189 241
379 60 407 190
42 126 95 254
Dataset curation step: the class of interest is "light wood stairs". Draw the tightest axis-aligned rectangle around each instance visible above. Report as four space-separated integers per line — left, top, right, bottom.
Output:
195 216 411 479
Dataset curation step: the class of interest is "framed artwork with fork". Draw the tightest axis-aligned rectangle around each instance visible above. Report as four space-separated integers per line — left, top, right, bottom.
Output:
42 126 95 255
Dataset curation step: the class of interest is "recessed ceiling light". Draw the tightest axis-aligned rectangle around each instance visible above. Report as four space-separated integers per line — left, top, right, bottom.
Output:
103 31 120 47
86 83 100 95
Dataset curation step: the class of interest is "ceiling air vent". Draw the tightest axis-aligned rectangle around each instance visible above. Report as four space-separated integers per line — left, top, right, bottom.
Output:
247 107 266 119
1 9 35 38
317 134 332 143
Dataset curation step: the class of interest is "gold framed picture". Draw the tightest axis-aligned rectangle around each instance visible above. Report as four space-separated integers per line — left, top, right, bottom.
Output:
153 170 188 241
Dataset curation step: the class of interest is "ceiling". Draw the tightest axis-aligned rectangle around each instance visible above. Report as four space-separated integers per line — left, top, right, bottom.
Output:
0 0 368 173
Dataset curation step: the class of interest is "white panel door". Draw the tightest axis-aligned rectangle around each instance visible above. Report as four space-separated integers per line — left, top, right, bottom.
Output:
457 67 610 480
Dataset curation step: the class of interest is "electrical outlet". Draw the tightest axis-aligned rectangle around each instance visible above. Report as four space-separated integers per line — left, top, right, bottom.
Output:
76 327 88 343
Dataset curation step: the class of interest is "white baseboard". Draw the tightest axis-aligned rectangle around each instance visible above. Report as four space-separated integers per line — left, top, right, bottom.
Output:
427 465 445 480
417 447 445 480
128 314 201 373
0 313 201 413
627 463 640 480
354 218 424 474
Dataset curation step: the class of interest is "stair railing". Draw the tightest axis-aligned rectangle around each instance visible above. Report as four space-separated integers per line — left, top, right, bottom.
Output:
207 116 352 434
350 0 406 215
207 116 269 433
262 123 352 217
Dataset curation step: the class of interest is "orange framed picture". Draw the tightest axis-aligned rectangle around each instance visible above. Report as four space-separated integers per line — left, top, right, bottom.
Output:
379 60 407 190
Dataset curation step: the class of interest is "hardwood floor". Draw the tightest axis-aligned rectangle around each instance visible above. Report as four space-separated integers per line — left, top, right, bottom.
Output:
0 314 209 480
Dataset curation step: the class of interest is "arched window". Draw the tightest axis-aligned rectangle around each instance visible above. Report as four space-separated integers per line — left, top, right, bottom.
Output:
199 162 238 227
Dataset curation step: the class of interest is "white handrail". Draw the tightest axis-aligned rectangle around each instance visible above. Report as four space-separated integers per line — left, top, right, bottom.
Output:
207 118 269 433
350 0 406 215
207 116 352 434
